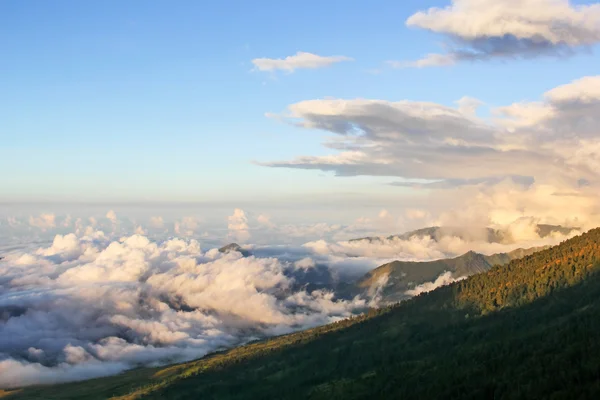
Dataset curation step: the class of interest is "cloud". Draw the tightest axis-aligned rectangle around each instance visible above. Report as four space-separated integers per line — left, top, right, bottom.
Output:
0 232 367 388
390 175 535 189
0 358 129 388
6 217 21 228
258 75 600 228
28 213 56 230
304 236 447 261
405 271 466 296
149 216 164 229
252 51 353 72
228 209 250 242
405 209 430 221
399 0 600 66
260 97 546 182
105 210 118 224
456 96 484 116
257 214 275 229
389 53 456 68
174 217 199 236
545 76 600 104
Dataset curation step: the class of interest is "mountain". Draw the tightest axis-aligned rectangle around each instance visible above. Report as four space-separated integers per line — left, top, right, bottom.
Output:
348 246 546 303
11 228 600 399
217 243 251 257
350 224 577 244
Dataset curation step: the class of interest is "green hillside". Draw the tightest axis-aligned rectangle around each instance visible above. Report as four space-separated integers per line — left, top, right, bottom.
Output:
8 228 600 400
352 246 545 302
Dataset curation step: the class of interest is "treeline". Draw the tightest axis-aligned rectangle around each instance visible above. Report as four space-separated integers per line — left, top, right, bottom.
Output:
456 227 600 313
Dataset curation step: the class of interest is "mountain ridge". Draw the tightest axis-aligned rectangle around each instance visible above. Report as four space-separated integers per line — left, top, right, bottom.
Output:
349 246 547 302
349 224 577 244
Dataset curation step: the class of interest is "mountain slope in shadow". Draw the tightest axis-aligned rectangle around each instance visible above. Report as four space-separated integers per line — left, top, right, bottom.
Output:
347 246 545 303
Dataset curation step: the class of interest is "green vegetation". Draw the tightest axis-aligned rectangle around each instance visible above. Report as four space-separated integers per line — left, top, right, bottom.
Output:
351 246 545 302
9 228 600 399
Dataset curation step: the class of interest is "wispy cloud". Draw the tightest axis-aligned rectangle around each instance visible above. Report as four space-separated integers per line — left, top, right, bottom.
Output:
252 51 353 73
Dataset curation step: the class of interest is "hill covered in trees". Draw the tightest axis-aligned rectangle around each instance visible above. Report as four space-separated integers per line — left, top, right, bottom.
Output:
8 228 600 400
349 246 546 303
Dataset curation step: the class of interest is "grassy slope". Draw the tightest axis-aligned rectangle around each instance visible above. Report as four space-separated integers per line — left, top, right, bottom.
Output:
9 229 600 399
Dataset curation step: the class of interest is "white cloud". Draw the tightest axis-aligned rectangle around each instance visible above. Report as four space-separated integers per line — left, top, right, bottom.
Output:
402 0 600 66
105 210 118 224
405 271 466 296
259 75 600 230
28 213 56 230
545 75 600 104
174 217 199 236
456 96 484 116
261 97 543 181
228 209 250 242
0 232 366 388
252 51 352 72
405 209 430 221
257 214 275 229
149 216 165 229
389 53 457 68
7 216 21 228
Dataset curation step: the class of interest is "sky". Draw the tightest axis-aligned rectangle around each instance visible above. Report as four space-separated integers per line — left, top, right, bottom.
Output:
2 0 598 207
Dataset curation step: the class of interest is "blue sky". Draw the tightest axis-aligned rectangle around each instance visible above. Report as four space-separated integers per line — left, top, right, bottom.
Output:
1 0 599 205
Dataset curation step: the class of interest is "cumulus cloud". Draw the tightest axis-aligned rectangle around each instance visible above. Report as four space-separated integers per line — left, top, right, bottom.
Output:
0 232 367 388
228 209 250 242
257 214 275 229
405 209 430 221
149 216 165 229
106 210 118 224
7 217 21 228
399 0 600 66
174 217 199 236
252 51 353 72
28 213 56 230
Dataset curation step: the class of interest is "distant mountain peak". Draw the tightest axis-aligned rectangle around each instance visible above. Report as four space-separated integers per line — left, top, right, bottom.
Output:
218 243 251 257
347 246 546 303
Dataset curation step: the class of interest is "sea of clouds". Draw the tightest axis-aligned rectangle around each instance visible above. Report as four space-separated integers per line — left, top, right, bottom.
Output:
0 207 579 388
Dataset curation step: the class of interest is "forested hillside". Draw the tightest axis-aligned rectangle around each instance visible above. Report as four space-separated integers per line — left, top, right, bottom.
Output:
9 228 600 400
350 246 545 303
